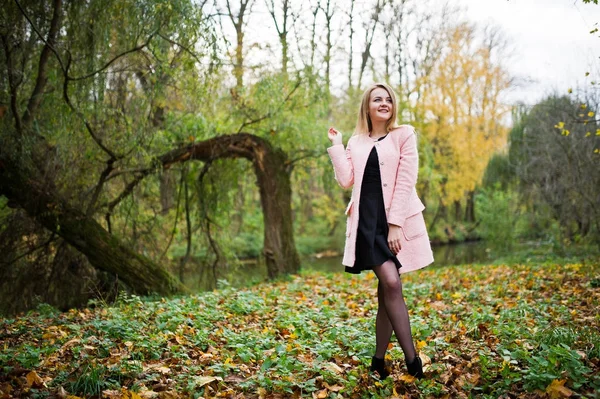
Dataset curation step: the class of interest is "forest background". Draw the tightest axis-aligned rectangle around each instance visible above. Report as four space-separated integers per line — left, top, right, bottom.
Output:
0 0 599 315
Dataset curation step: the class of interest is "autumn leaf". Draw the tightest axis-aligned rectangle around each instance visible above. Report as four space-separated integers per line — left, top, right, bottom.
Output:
121 390 145 399
25 371 44 388
191 376 223 388
546 379 573 398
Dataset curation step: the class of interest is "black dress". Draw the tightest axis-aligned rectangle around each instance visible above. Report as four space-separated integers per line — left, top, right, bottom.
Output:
345 136 402 274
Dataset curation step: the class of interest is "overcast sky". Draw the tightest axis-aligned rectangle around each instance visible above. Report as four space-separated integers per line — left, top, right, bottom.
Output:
457 0 600 104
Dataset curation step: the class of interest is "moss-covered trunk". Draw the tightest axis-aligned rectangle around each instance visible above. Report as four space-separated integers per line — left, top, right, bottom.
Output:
253 145 300 278
0 158 186 296
163 133 301 278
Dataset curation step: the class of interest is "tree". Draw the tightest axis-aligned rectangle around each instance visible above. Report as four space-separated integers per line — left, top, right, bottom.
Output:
509 96 600 242
418 22 513 229
0 0 303 313
224 0 254 91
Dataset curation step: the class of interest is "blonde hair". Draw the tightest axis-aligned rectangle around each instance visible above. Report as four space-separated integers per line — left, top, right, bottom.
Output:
354 83 399 136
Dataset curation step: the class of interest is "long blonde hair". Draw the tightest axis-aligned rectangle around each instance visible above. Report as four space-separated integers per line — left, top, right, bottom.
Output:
354 83 399 135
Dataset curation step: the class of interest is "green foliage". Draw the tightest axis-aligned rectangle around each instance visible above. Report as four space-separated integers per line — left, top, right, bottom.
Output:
475 187 522 251
508 97 600 244
2 261 599 397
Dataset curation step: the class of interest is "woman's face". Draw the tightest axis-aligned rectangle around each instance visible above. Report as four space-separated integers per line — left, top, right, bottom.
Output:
368 87 393 125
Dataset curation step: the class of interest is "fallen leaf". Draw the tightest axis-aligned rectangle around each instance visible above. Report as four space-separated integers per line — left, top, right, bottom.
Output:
323 381 343 392
192 376 222 388
138 391 159 399
324 362 343 374
26 371 44 388
546 379 573 398
313 389 328 399
122 390 145 399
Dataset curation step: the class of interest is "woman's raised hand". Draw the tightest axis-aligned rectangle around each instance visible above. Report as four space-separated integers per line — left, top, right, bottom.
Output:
327 127 343 145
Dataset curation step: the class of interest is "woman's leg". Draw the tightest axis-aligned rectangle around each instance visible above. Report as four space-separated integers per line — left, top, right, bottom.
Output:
374 281 393 359
372 259 417 363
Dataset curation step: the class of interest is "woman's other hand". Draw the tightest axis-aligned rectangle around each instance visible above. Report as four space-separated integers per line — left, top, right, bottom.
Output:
388 225 402 254
328 127 343 145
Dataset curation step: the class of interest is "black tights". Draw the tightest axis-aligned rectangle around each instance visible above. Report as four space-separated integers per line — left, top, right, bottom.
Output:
372 259 417 363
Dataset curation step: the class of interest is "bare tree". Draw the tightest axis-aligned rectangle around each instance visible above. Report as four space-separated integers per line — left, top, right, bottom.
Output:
225 0 255 91
265 0 295 76
356 0 385 90
319 0 335 96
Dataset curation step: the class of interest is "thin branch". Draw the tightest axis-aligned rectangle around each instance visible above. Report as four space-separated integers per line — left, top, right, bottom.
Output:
67 33 157 81
159 168 186 262
62 56 118 159
236 78 302 133
157 33 204 66
1 35 22 134
3 234 57 267
18 0 64 128
179 173 193 283
86 159 115 216
288 149 324 164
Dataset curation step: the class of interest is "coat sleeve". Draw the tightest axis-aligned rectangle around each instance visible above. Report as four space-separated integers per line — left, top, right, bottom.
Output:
327 139 354 189
387 127 418 227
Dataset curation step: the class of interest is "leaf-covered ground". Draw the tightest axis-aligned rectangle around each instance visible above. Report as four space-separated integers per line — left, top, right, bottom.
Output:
1 261 599 399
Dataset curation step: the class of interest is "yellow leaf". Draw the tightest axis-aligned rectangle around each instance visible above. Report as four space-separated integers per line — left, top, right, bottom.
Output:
193 376 223 388
546 379 573 398
399 374 416 383
121 390 144 399
26 371 44 388
417 340 427 350
588 111 595 117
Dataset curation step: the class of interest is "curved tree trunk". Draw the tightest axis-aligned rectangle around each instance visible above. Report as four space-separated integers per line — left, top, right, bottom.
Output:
0 158 186 296
161 133 301 278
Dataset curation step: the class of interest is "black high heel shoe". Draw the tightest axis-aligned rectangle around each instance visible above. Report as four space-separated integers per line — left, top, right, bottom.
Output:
406 355 424 379
370 356 390 379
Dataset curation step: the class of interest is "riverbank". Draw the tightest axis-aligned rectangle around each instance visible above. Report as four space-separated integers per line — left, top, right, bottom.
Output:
2 259 599 398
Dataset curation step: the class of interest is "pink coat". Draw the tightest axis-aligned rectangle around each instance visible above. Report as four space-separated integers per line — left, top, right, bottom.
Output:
327 124 434 273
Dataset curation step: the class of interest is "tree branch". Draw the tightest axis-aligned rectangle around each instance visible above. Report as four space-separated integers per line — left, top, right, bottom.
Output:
1 34 22 135
67 33 157 81
19 0 63 128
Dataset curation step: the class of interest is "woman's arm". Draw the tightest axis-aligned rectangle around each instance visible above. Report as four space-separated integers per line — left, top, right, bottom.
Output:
326 128 354 189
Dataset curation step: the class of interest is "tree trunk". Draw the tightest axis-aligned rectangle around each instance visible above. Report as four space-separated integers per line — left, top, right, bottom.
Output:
161 133 301 278
0 158 186 296
465 190 475 223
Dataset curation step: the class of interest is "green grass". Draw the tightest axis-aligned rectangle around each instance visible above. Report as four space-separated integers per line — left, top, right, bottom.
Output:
1 259 599 398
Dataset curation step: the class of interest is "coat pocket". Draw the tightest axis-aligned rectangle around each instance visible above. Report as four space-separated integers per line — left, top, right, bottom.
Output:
401 212 427 241
344 201 354 237
344 199 354 215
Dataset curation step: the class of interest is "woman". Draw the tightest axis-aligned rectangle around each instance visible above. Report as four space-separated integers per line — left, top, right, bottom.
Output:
326 83 433 379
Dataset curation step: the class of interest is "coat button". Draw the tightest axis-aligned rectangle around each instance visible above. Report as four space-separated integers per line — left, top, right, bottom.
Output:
380 162 384 165
386 207 390 211
383 183 388 187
